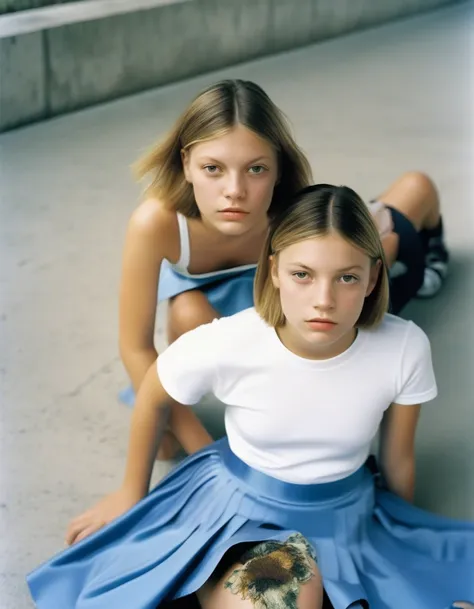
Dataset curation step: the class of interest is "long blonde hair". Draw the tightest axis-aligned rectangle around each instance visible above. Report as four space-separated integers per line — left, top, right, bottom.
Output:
134 80 312 217
254 184 390 328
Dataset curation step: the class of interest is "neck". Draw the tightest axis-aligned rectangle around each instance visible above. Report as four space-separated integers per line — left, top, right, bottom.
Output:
202 214 269 242
277 325 357 360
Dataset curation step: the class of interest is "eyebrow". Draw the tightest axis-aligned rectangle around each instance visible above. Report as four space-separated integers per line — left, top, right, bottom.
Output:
289 263 365 272
197 156 272 164
247 156 272 164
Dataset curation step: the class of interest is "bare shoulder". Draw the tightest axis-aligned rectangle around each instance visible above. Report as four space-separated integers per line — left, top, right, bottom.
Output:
128 198 177 238
126 198 180 259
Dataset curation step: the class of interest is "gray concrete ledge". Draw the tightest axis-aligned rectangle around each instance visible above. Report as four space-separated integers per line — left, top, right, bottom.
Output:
0 0 464 132
0 0 190 36
0 0 78 18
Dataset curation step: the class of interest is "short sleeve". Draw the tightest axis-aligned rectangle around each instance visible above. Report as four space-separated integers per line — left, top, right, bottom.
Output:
157 319 220 405
394 322 438 405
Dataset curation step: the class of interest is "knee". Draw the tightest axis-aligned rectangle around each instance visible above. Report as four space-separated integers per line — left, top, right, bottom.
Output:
167 290 211 342
399 171 438 198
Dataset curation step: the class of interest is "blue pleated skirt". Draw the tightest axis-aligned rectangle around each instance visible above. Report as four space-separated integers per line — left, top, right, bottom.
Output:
119 262 256 406
27 438 474 609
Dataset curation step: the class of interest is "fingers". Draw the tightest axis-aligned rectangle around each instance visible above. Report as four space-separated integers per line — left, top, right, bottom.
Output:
73 522 105 545
65 512 91 545
65 513 106 546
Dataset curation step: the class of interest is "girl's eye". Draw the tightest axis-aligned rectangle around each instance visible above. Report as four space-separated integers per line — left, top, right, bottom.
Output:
340 274 358 284
248 165 266 175
204 165 220 174
293 271 309 280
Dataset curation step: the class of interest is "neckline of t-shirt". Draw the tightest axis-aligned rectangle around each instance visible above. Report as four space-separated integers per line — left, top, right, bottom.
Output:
268 324 367 370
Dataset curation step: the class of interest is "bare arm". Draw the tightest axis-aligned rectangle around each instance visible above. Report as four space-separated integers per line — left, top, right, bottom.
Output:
378 402 421 502
122 363 175 495
119 201 177 392
118 202 213 457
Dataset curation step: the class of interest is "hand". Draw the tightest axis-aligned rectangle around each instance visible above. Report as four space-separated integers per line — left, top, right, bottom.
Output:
66 486 144 546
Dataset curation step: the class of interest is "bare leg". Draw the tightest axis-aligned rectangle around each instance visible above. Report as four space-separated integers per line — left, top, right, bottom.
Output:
377 171 449 299
155 290 220 460
376 171 440 231
198 535 324 609
167 289 221 344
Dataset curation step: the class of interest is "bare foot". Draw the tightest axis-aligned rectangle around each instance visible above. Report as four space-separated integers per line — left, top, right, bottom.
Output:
156 430 182 461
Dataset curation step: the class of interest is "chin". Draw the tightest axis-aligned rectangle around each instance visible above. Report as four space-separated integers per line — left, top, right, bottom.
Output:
300 324 343 345
215 219 251 235
303 332 335 346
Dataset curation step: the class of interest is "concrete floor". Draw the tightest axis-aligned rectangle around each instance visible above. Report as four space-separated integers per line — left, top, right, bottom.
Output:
0 3 473 607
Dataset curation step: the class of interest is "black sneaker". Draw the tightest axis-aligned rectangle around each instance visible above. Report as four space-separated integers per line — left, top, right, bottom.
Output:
416 236 449 298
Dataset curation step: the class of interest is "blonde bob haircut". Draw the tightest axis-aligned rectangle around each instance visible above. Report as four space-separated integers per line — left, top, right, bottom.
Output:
254 184 390 328
134 79 312 218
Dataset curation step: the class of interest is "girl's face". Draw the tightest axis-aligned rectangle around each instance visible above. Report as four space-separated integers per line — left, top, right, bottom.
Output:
271 231 380 360
182 125 279 236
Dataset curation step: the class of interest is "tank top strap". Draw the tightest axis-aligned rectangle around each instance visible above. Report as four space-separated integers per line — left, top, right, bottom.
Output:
175 213 191 271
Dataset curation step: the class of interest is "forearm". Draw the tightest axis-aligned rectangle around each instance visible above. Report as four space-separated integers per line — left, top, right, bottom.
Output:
381 456 415 502
122 364 169 497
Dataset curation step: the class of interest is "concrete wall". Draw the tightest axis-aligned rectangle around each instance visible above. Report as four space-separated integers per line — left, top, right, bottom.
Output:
0 0 77 15
0 0 464 132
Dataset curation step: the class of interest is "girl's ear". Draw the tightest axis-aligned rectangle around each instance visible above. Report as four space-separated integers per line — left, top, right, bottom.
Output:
366 259 382 297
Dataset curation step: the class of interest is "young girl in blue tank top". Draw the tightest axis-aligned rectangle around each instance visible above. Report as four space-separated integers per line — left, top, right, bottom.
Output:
119 80 449 460
118 80 312 457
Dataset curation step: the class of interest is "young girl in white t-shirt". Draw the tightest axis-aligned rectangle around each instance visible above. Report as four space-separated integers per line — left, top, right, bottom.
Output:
117 79 448 463
28 185 472 609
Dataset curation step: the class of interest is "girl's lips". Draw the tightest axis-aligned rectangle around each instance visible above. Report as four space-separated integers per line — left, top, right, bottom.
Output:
305 319 337 331
220 208 248 213
219 209 249 220
307 318 336 324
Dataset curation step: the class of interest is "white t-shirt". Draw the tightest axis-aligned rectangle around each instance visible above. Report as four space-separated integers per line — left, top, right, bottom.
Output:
157 308 437 484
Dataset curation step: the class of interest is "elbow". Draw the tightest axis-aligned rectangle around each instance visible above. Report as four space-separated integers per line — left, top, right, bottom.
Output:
119 339 134 372
119 339 152 366
119 338 131 364
119 338 158 391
